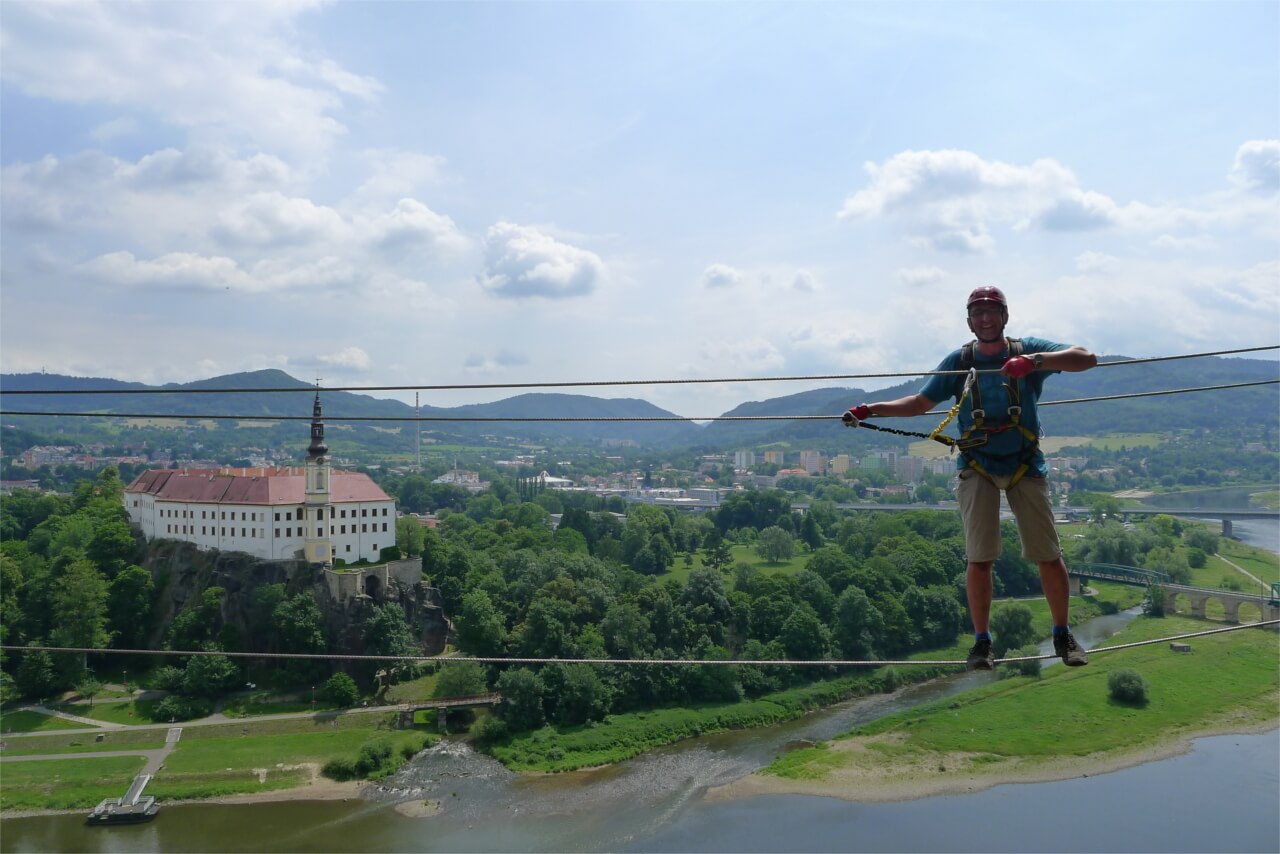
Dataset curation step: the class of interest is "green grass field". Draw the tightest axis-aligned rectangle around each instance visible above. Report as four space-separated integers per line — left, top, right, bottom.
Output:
665 543 811 586
1251 490 1279 510
1218 538 1280 585
0 711 435 809
0 710 87 734
766 614 1279 783
0 756 147 811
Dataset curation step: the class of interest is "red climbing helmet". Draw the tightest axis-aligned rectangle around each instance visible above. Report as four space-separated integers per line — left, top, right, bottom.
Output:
966 285 1007 310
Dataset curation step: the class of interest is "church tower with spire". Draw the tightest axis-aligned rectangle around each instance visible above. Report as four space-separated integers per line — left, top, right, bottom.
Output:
303 391 334 567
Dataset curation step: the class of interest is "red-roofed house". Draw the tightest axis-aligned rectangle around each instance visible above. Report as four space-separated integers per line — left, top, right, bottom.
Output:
124 397 395 564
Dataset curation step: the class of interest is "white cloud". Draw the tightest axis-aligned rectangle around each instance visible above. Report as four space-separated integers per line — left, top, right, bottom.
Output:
361 199 469 254
349 150 448 205
1228 140 1280 194
89 117 138 142
317 346 373 371
478 222 606 299
701 263 742 289
463 349 530 372
895 265 946 286
214 192 346 247
78 251 356 293
79 251 252 292
0 1 379 162
1151 234 1216 251
836 149 1195 252
790 269 820 292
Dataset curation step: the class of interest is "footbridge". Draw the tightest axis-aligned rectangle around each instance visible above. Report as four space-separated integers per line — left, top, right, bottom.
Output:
1069 563 1280 625
397 692 503 732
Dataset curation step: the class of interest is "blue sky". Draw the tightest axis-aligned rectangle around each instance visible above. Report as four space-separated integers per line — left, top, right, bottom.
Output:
2 1 1276 417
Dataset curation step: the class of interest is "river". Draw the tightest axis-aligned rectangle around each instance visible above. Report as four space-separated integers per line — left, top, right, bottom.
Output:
5 609 1277 853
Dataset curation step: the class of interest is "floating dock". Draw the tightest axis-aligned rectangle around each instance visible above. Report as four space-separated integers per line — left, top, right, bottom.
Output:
86 773 159 825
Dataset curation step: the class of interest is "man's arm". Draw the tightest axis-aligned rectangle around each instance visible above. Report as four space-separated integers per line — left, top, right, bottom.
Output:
1003 345 1098 378
1037 345 1097 373
849 392 936 420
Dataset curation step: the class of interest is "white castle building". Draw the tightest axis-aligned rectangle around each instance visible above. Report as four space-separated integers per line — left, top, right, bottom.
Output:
124 394 396 565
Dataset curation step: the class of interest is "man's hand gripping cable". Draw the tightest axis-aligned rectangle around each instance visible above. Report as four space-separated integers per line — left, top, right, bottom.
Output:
841 368 976 451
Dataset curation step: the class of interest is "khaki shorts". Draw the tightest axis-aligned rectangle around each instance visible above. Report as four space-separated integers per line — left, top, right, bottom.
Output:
956 469 1062 563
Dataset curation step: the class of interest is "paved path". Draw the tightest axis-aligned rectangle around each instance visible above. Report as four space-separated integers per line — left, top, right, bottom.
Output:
2 727 184 774
1218 553 1268 588
2 703 408 740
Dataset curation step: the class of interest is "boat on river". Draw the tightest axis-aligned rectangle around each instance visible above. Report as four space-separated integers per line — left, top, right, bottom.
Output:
86 774 159 825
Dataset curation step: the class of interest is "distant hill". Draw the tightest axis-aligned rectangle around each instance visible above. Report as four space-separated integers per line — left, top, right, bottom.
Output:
695 354 1279 450
0 370 700 446
1 354 1275 453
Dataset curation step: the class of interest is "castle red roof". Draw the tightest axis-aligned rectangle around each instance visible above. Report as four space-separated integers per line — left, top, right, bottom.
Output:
125 467 390 505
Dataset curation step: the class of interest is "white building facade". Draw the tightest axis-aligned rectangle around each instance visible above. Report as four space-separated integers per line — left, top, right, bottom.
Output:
124 396 396 564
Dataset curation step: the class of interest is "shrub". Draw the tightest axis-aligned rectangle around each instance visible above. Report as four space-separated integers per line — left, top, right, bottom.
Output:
473 716 510 744
1000 644 1042 679
322 756 358 781
1108 668 1148 704
152 695 213 722
879 666 900 693
150 665 186 693
323 673 360 707
1142 584 1167 617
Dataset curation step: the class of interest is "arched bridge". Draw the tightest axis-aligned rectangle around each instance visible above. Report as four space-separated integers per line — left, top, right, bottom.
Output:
1069 563 1280 626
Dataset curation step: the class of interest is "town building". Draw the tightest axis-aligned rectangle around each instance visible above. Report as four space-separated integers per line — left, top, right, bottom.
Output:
762 450 785 465
799 450 826 476
733 449 756 470
124 395 395 565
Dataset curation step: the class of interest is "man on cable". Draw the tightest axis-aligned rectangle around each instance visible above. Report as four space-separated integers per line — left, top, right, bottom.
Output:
844 286 1098 669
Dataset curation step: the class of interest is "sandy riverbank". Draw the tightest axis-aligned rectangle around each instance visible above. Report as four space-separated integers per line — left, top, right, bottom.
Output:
705 719 1279 804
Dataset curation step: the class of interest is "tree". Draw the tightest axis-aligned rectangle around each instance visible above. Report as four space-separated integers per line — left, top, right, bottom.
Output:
755 526 795 564
16 645 58 701
107 565 154 649
833 586 883 659
433 660 489 699
362 603 418 660
396 516 426 557
75 675 103 707
455 590 507 656
182 649 240 699
86 518 138 576
51 557 111 678
779 607 830 661
550 663 612 725
601 602 653 659
324 672 360 707
989 604 1037 656
495 667 546 731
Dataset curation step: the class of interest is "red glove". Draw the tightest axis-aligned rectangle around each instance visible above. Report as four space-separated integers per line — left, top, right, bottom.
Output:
842 404 871 426
1002 355 1036 379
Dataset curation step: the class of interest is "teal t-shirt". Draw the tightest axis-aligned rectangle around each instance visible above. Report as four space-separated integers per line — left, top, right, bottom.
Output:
918 337 1068 476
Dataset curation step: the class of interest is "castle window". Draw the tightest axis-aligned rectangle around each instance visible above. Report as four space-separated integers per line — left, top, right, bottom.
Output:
275 528 280 537
362 524 368 533
341 525 346 534
382 523 388 532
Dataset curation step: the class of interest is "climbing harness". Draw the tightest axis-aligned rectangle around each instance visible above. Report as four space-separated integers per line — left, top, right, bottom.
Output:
954 338 1041 489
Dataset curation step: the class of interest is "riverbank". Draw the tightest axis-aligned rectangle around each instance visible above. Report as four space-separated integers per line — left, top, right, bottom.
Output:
707 719 1279 804
712 614 1279 805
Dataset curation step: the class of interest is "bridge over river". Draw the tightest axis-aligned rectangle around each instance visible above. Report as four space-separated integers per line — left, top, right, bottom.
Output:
1067 562 1280 625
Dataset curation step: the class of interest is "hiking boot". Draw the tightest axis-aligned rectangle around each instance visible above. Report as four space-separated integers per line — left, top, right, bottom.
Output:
966 637 994 670
1054 630 1089 666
